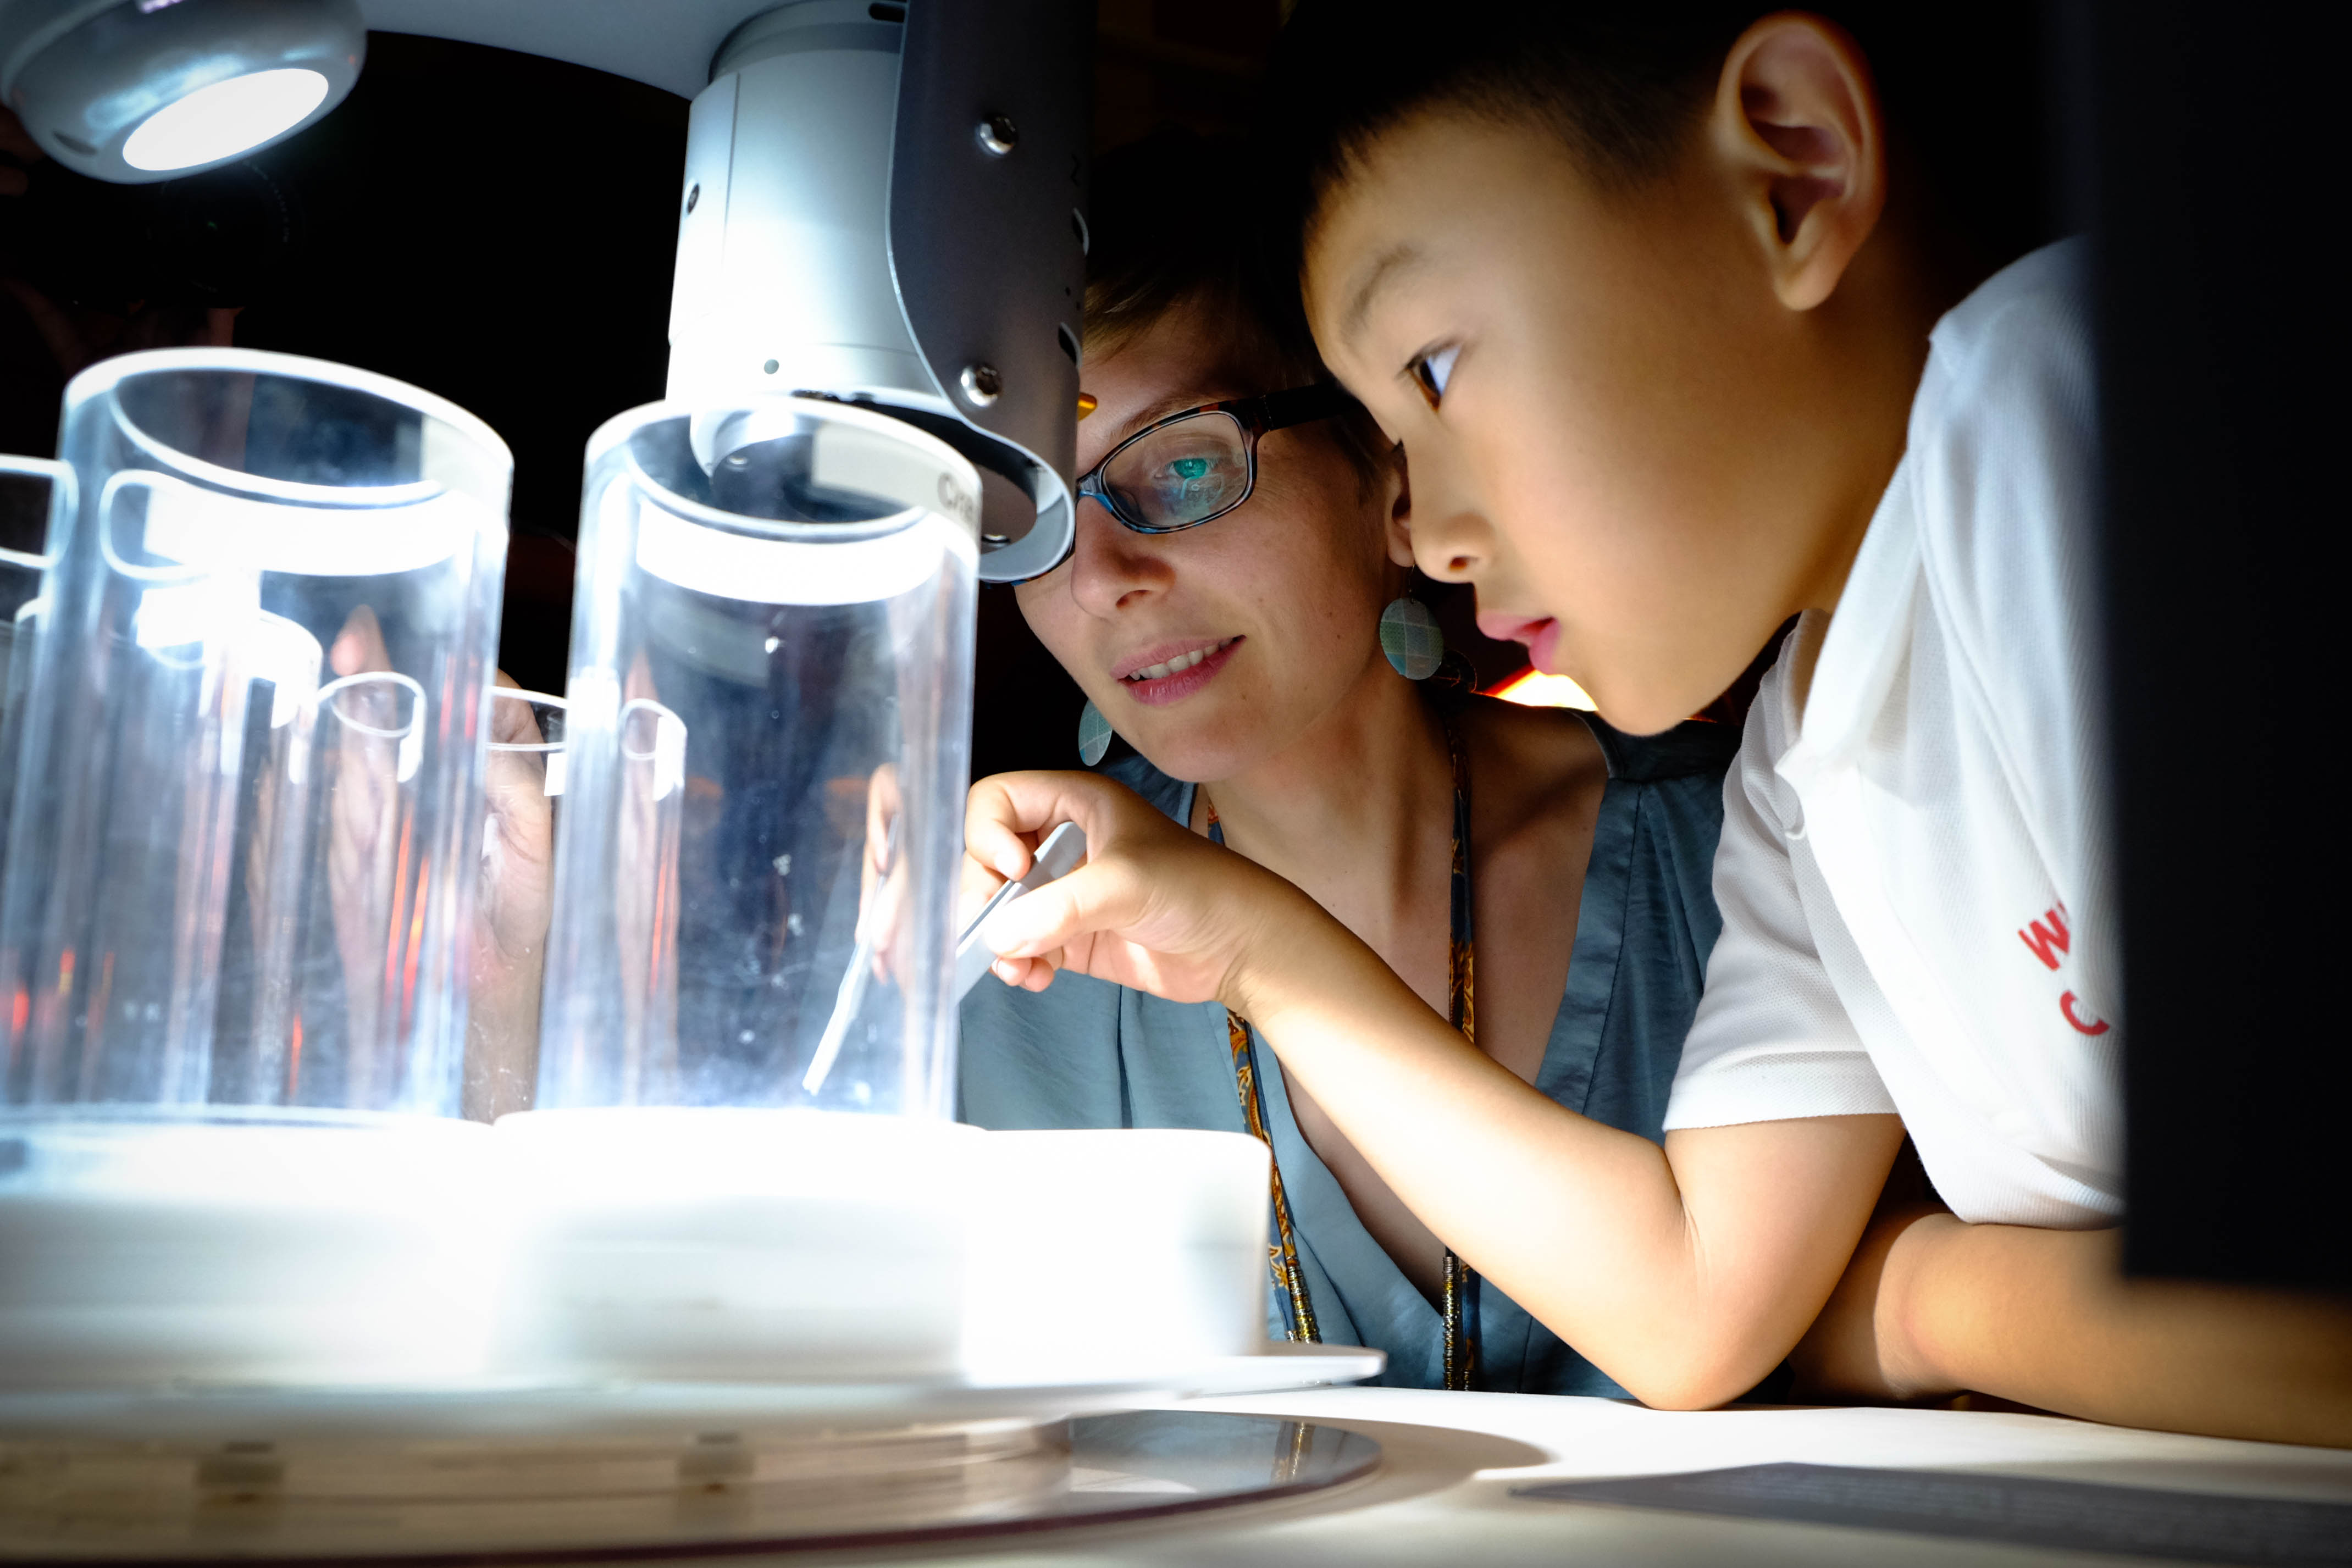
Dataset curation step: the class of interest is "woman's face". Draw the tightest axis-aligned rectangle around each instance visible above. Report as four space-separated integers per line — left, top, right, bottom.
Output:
1015 297 1406 784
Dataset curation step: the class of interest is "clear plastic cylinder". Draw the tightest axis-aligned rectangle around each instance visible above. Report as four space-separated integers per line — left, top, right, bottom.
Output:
0 456 72 894
504 398 980 1383
0 350 513 1388
535 398 978 1117
0 350 511 1116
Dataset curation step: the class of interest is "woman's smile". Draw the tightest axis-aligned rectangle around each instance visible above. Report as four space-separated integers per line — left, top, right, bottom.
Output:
1113 635 1243 707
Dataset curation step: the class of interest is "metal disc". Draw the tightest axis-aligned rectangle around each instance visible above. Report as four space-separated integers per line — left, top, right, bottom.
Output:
0 1409 1379 1560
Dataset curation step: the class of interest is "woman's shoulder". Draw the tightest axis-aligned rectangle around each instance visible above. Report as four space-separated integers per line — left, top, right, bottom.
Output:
1460 696 1609 856
1463 695 1740 793
1463 696 1739 861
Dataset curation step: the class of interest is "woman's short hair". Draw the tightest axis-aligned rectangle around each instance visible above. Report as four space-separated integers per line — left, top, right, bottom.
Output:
1085 127 1392 490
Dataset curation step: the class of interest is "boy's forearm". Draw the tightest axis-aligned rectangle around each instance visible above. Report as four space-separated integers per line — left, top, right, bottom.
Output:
1231 905 1900 1408
1878 1215 2352 1447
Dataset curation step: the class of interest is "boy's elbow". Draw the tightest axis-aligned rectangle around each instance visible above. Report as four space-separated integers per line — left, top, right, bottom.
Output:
1543 1284 1796 1410
1611 1350 1777 1412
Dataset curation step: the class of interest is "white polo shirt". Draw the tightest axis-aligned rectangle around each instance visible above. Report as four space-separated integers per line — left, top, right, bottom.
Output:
1664 240 2122 1229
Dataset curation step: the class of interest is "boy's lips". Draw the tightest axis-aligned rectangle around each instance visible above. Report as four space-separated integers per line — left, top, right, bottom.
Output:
1477 612 1563 673
1112 635 1242 707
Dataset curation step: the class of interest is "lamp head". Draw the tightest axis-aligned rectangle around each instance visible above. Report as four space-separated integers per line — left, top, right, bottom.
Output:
2 0 363 184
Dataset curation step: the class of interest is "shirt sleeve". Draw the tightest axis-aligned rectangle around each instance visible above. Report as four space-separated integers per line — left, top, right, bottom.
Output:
1664 650 1899 1131
1913 239 2118 1024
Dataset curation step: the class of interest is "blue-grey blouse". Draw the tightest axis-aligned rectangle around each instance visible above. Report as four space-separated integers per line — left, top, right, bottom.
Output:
956 711 1740 1394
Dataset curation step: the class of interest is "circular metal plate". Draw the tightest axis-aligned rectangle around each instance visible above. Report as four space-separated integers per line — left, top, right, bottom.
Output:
0 1410 1378 1560
0 1344 1385 1444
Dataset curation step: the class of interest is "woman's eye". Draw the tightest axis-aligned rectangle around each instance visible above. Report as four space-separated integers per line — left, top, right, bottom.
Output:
1155 452 1232 493
1409 344 1460 409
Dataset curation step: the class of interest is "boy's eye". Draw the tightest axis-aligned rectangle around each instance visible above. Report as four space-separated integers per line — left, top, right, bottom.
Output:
1409 344 1461 409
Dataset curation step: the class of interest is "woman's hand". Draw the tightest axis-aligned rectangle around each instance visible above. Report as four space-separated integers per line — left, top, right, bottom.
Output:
964 769 1319 1009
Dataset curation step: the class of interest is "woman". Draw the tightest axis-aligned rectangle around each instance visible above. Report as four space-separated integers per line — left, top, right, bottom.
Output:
958 131 1741 1394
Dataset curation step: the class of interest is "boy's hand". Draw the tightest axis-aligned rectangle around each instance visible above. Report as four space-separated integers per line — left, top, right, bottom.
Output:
965 775 1914 1415
964 769 1314 1009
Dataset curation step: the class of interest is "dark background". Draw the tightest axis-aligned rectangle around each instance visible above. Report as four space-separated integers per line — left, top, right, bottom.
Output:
2063 1 2348 1288
0 0 1529 785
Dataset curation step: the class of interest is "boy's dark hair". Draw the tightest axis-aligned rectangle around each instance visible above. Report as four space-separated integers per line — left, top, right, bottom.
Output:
1085 127 1393 487
1269 2 2051 284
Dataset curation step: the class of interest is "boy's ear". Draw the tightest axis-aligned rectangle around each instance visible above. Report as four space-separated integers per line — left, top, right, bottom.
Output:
1709 14 1886 312
1381 445 1416 569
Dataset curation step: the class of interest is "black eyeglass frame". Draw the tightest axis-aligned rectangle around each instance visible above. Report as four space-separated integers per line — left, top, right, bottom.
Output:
990 382 1354 581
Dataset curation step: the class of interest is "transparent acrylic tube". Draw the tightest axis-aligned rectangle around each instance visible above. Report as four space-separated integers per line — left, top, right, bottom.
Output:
500 397 983 1383
535 398 979 1116
0 350 512 1117
0 457 71 980
0 350 514 1390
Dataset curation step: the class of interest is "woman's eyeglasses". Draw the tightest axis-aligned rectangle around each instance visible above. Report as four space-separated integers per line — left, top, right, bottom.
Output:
1071 382 1356 542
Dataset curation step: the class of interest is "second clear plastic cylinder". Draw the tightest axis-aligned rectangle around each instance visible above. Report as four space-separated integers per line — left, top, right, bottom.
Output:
537 398 979 1117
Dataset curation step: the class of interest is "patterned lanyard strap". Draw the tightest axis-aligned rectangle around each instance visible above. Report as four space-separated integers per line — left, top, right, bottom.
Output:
1209 715 1480 1389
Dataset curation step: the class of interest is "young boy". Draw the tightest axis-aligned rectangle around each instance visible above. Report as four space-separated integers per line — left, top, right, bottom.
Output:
967 4 2351 1440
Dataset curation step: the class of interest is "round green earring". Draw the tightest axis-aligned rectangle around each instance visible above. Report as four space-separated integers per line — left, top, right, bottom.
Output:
1379 594 1445 680
1077 698 1112 766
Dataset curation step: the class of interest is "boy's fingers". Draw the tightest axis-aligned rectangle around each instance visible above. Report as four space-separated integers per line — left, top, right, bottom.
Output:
329 605 391 678
965 776 1052 879
863 763 902 867
482 675 554 835
992 952 1055 990
488 672 545 747
981 855 1151 959
959 853 1009 925
966 815 1033 884
966 768 1122 880
1010 951 1063 991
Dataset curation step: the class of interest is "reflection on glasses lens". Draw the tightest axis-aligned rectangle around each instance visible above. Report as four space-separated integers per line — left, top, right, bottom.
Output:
1105 411 1250 530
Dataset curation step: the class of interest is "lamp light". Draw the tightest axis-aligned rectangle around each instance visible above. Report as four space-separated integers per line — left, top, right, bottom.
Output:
1 0 363 185
1490 666 1598 711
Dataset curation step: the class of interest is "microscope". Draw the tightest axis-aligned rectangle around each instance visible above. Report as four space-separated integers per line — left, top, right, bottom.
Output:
2 0 1085 580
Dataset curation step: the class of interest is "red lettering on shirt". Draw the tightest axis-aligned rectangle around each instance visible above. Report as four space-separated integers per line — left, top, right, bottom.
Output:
2060 991 2110 1035
2018 906 2072 971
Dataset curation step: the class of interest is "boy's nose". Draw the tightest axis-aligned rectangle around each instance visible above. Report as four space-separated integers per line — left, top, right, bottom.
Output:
1421 540 1481 582
1397 445 1489 584
1409 499 1487 585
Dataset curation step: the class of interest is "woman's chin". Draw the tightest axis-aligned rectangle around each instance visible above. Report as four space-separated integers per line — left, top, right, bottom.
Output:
1111 715 1266 788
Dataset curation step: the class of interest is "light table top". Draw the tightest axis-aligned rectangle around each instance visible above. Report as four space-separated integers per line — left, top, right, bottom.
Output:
800 1387 2352 1568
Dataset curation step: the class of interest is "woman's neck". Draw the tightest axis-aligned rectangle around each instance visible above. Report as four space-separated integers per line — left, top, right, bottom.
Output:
1192 658 1456 1015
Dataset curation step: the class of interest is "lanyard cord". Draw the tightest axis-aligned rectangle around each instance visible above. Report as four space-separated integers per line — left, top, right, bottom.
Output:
1222 1007 1321 1344
1205 713 1480 1387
